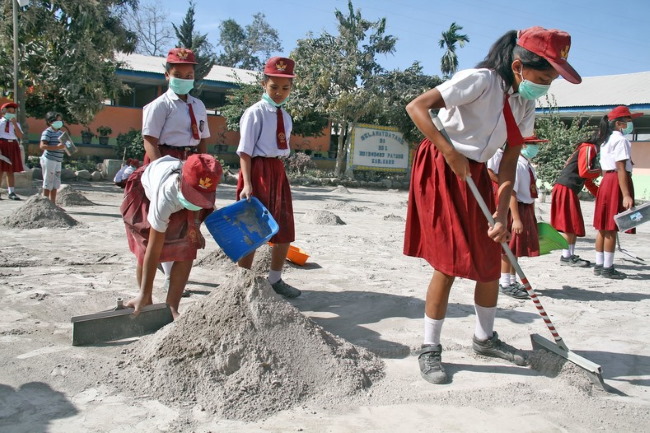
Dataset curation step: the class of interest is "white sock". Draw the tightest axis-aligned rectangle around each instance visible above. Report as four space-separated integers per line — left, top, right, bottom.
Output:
268 269 282 284
561 248 571 258
7 186 14 194
604 252 615 268
568 244 576 256
499 273 511 286
474 304 496 341
595 252 604 266
423 314 444 346
510 273 517 284
161 261 173 277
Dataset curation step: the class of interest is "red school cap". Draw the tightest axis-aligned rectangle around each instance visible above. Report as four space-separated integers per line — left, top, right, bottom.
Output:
1 102 18 111
180 154 222 209
166 47 198 65
264 57 296 78
523 135 549 144
607 106 644 121
517 26 581 84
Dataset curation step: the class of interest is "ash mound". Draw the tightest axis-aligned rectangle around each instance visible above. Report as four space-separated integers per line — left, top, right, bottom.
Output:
56 185 95 206
2 195 79 229
126 269 384 420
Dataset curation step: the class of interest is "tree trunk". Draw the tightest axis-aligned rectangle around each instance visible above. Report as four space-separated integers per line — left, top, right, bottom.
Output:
334 121 348 178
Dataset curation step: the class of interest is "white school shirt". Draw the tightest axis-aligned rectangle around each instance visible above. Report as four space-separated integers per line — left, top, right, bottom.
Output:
437 68 535 163
486 147 504 174
140 156 185 232
142 88 210 147
0 118 22 140
599 130 632 172
512 155 537 204
236 99 292 158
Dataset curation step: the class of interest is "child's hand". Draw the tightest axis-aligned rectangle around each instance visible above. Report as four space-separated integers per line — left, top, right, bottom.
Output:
623 195 634 210
442 150 470 180
488 219 510 243
240 184 253 201
511 219 523 234
125 292 152 316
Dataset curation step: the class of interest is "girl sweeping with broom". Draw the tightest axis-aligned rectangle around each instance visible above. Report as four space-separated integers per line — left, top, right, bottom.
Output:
404 26 582 384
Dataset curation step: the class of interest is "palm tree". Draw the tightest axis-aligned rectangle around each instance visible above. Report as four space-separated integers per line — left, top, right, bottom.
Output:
439 22 469 79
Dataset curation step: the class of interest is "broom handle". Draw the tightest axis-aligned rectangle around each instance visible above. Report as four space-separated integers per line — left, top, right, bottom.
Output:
429 112 568 350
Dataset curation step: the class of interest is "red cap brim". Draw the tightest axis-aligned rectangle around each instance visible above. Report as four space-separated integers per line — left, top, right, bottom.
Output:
548 59 582 84
181 178 216 209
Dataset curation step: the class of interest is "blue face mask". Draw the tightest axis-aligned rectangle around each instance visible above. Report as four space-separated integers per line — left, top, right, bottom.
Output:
51 120 63 130
517 70 550 100
4 113 16 121
622 121 634 135
521 144 539 159
262 92 287 107
169 77 194 95
177 189 202 211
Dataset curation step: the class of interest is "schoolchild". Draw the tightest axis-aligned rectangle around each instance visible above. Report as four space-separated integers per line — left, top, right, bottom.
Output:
114 158 141 188
0 102 25 200
121 154 222 318
39 112 66 203
236 57 300 298
141 48 210 163
550 132 602 267
497 137 546 299
404 26 581 384
592 106 643 280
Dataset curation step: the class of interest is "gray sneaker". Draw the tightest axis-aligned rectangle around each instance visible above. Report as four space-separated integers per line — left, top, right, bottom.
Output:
560 255 591 267
414 344 448 384
499 282 529 299
594 264 603 276
600 266 627 280
472 332 527 366
271 279 301 298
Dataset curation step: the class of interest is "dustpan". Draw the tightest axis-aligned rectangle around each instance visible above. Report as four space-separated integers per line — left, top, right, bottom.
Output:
205 197 279 262
537 222 568 255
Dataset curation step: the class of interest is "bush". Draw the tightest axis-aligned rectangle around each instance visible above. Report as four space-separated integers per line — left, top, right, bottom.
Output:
114 129 145 161
285 152 314 174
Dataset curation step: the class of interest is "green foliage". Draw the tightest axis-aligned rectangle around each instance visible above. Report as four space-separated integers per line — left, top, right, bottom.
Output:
96 125 113 136
534 96 594 188
285 152 314 175
439 22 469 78
217 13 283 70
64 156 101 173
115 129 145 160
219 79 262 132
0 1 137 124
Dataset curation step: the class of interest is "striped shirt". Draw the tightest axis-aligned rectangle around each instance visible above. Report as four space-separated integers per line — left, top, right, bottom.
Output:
40 127 64 162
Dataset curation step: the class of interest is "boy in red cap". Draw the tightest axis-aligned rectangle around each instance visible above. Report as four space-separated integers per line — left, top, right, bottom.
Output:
121 153 222 318
141 47 210 164
236 56 300 298
0 102 25 200
592 105 643 279
405 26 581 384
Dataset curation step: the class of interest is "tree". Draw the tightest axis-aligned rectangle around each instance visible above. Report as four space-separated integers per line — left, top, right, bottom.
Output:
217 13 282 71
123 1 174 56
291 0 397 178
438 22 469 78
172 0 216 88
0 0 138 126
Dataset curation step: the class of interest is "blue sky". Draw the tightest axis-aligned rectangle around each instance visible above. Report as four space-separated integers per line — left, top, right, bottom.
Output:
158 0 650 79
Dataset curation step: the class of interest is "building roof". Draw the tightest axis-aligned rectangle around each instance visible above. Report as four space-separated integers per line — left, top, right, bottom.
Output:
115 52 259 88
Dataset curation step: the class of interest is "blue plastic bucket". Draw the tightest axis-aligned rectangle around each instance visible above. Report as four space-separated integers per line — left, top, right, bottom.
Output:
204 197 279 262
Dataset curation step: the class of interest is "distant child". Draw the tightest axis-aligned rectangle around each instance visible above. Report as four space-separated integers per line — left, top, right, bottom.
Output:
121 154 222 319
404 27 581 384
236 57 300 298
114 158 141 188
550 133 601 267
142 47 210 163
39 112 66 203
592 106 643 279
0 102 25 200
496 136 546 299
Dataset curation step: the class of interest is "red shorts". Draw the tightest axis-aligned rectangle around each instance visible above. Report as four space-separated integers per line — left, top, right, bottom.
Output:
404 139 500 282
550 184 585 237
0 139 25 172
236 157 295 244
593 171 635 233
508 202 539 258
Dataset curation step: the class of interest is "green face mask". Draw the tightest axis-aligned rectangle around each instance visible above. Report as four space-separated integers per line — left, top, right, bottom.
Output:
177 189 202 211
169 77 194 95
262 92 287 107
4 113 16 121
51 120 63 130
521 144 539 159
622 121 634 135
517 70 550 100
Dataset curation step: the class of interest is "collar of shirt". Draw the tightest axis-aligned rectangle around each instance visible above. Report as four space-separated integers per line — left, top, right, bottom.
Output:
165 87 197 106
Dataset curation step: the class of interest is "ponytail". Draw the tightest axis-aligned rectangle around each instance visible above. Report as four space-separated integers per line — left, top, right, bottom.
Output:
476 30 517 90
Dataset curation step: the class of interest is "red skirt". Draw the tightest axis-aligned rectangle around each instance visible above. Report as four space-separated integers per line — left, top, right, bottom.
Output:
0 139 25 172
593 171 635 233
550 184 585 236
404 139 500 282
508 202 540 257
120 166 211 264
143 146 195 164
236 157 295 244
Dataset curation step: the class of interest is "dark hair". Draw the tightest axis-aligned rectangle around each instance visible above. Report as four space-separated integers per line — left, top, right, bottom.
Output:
262 74 293 84
165 62 195 72
45 111 61 124
476 30 554 90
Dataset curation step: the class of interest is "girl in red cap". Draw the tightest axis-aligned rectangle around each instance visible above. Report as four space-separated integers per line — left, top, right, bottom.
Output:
0 102 25 200
592 105 643 280
235 56 300 298
404 26 581 384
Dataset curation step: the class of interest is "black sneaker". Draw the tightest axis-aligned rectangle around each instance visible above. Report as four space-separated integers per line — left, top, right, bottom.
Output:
560 255 590 267
472 332 527 366
499 282 529 299
594 264 603 276
600 266 627 280
271 279 301 298
414 344 448 384
7 192 20 201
